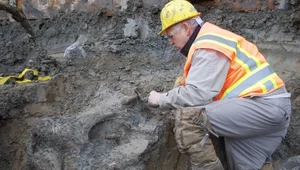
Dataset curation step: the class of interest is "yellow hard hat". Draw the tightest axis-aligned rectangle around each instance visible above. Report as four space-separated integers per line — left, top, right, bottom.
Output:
158 0 200 35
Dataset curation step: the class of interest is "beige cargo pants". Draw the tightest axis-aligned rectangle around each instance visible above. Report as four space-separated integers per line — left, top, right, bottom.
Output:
174 107 224 170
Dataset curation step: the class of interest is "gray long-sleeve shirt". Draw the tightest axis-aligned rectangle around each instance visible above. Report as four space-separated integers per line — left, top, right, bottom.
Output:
158 49 231 108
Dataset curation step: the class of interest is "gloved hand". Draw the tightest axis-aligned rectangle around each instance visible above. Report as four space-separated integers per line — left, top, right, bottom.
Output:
174 76 185 88
148 90 161 107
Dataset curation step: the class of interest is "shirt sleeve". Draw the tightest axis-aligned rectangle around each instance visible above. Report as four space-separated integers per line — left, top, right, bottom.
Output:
158 49 230 108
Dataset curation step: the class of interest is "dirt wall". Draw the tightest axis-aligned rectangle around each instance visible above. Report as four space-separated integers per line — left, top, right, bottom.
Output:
1 0 298 20
0 0 300 169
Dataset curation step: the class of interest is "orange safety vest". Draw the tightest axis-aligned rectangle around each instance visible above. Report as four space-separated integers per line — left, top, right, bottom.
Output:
183 22 285 100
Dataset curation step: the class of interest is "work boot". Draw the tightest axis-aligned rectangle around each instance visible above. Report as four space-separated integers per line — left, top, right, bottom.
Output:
260 162 274 170
174 107 224 170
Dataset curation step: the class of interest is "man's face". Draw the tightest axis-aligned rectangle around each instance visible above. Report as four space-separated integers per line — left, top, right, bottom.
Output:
165 23 190 51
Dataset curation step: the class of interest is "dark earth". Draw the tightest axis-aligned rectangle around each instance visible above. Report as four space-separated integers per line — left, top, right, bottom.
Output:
0 0 300 169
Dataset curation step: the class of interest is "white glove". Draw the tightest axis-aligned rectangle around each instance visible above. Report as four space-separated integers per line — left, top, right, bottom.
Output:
148 90 161 107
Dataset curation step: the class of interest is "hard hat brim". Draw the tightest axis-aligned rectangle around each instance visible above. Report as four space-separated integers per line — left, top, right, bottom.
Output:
157 13 201 36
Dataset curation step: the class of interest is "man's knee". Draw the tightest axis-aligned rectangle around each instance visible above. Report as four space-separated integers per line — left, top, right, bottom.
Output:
174 107 223 169
174 107 209 151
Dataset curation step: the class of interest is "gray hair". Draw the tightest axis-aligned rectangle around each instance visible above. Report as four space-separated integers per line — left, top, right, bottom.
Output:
168 17 204 36
186 16 204 28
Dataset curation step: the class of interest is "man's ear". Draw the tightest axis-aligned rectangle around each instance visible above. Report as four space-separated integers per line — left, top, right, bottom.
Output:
182 22 192 35
182 22 188 31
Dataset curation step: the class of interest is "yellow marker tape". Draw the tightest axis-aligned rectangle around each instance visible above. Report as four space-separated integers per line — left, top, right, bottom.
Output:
0 77 11 85
0 68 51 85
38 76 51 81
18 68 39 78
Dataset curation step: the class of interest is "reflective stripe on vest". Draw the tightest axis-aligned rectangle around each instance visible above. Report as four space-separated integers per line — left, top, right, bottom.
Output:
183 23 284 100
221 63 277 99
194 33 261 73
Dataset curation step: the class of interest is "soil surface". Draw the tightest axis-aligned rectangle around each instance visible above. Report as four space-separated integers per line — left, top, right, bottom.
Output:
0 1 300 169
